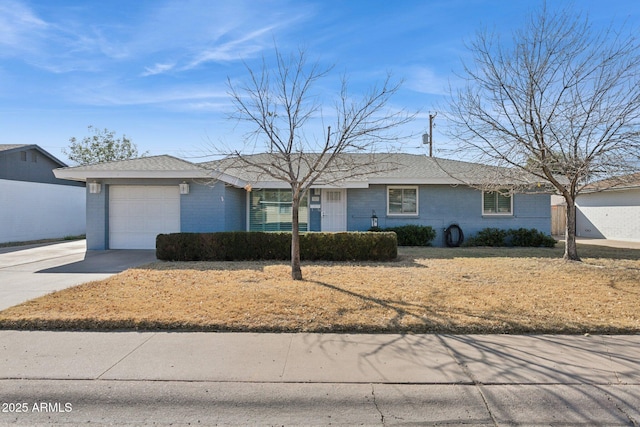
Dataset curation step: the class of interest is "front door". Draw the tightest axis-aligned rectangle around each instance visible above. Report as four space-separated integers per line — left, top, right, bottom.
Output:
321 189 347 231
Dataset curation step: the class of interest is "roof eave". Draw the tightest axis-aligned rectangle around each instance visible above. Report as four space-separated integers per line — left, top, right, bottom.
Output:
367 177 467 185
53 169 214 181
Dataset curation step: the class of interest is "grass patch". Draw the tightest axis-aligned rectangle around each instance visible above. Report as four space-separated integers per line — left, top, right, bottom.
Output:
1 243 639 334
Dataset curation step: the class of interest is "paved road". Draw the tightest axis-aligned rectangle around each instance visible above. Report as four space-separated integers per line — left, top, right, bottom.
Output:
1 332 639 425
0 240 157 311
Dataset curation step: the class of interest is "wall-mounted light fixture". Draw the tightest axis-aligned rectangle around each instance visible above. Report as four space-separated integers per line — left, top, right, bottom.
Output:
179 182 190 194
371 210 378 228
89 181 101 194
244 183 252 192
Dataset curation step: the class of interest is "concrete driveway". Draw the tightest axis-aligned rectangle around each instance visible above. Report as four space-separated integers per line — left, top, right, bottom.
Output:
0 240 157 311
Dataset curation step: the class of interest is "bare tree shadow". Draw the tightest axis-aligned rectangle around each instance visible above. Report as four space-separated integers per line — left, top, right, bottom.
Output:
433 334 640 423
294 332 640 424
306 279 637 335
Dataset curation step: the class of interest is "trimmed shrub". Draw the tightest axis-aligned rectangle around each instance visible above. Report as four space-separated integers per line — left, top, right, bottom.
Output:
156 231 397 262
463 228 508 247
463 228 557 248
509 228 557 248
301 232 397 261
156 232 291 261
368 224 436 246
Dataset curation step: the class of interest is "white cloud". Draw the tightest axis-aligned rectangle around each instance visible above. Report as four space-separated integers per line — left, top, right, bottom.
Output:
405 66 451 96
1 0 313 77
0 0 48 54
184 24 279 68
0 0 132 72
136 1 313 75
70 82 230 109
142 62 177 76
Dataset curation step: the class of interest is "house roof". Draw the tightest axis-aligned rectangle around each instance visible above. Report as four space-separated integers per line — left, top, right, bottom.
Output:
0 144 68 167
584 172 640 192
0 144 30 152
201 153 542 188
54 152 546 189
53 155 212 181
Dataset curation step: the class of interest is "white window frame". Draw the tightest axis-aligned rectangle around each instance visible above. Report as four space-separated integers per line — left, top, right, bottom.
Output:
246 189 309 231
387 186 419 216
482 190 513 216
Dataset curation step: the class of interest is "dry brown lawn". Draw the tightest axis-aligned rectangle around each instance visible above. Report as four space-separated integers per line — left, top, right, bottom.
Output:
1 244 639 334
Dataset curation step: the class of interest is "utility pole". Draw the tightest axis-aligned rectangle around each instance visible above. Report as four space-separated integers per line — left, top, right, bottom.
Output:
422 112 437 157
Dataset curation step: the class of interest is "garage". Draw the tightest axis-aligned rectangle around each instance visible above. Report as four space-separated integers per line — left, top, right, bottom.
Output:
109 186 180 249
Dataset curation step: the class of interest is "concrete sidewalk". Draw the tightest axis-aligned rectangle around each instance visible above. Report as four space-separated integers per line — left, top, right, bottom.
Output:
1 332 639 425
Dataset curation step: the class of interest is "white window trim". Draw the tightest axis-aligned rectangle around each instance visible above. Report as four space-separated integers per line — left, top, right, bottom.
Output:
482 190 514 216
387 186 419 216
245 189 310 231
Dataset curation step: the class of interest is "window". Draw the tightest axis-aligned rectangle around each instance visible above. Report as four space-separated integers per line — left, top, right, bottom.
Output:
387 186 418 215
325 191 341 202
20 151 27 161
249 189 308 231
483 190 512 215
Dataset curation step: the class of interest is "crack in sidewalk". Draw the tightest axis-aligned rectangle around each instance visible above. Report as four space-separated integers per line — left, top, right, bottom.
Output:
96 333 157 379
279 334 294 379
371 384 385 425
437 336 499 427
601 335 624 385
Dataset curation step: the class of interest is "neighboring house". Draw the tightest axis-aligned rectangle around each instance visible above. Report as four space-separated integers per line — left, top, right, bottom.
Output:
0 144 86 244
53 153 552 250
576 173 640 242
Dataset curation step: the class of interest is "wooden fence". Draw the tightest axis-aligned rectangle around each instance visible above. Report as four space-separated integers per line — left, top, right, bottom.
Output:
551 204 566 236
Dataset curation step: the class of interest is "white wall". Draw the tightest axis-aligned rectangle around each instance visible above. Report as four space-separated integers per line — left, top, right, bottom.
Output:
0 179 86 243
576 188 640 242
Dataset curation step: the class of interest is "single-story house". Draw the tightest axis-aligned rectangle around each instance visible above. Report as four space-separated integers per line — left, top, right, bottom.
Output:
53 153 552 250
0 144 86 244
576 173 640 242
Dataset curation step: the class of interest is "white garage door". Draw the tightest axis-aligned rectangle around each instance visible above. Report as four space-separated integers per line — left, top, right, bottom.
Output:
109 186 180 249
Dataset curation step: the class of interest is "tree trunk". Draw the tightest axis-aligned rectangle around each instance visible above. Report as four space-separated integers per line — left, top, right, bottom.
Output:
290 192 303 280
564 198 581 261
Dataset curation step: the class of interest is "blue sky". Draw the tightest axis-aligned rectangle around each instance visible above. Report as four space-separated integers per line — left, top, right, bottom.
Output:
2 0 640 165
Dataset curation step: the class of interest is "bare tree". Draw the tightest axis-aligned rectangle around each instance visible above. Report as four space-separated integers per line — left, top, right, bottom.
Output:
212 48 412 280
445 4 640 261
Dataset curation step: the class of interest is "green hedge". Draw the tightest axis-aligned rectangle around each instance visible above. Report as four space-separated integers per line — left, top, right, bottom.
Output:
156 232 398 261
368 224 436 246
464 228 557 248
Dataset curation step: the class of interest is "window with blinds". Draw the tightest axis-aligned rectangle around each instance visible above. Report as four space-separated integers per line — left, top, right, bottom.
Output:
387 186 418 215
249 189 308 231
483 191 512 215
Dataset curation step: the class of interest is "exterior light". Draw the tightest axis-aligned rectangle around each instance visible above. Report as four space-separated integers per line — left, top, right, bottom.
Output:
89 181 101 194
371 210 378 228
179 182 189 194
